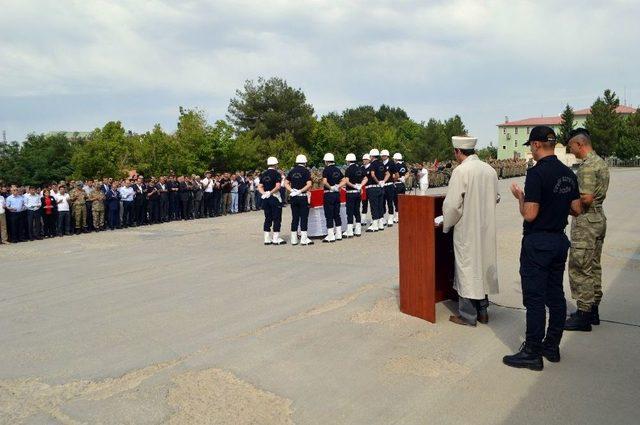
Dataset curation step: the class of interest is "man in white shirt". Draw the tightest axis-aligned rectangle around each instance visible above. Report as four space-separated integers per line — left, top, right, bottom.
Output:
23 186 42 240
118 181 135 227
201 171 215 217
54 186 71 236
419 163 430 194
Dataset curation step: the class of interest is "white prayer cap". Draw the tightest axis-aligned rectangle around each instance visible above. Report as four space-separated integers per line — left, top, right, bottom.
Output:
451 136 477 149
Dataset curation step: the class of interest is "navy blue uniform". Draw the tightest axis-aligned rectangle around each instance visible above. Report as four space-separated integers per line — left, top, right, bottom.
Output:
345 163 366 225
520 155 580 350
322 165 343 229
393 161 408 210
382 160 396 217
367 159 386 221
286 165 312 232
260 168 282 232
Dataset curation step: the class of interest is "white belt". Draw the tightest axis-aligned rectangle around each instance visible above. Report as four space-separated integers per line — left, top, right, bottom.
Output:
385 182 394 186
346 190 360 193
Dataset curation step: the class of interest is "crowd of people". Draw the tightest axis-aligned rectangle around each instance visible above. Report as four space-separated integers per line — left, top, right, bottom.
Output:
0 157 527 246
0 171 268 244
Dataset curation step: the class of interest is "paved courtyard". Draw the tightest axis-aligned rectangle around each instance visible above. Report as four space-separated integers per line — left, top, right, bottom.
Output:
1 168 639 424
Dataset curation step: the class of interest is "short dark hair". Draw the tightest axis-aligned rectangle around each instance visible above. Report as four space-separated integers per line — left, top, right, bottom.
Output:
568 128 591 145
456 148 476 156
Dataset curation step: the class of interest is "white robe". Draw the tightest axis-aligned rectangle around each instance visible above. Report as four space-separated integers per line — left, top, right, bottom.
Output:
442 155 499 299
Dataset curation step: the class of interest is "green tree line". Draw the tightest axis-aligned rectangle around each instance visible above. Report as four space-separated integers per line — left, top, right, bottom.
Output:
1 80 638 186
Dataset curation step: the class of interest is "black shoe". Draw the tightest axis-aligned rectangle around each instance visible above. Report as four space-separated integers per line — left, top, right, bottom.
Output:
569 306 600 325
564 310 592 332
503 342 543 371
592 305 600 325
541 340 560 363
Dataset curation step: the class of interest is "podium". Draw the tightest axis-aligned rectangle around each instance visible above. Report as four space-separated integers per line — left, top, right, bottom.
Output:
398 194 456 323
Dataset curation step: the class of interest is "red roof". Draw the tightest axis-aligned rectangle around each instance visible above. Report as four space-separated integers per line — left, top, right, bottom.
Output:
498 105 637 127
573 105 637 115
499 116 562 127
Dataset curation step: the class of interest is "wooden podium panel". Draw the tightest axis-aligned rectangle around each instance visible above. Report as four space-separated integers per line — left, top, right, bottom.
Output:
398 194 455 323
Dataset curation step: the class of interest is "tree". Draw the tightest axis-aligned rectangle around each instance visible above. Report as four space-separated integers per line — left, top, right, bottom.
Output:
376 105 409 123
443 115 467 141
341 106 377 129
0 141 27 185
585 89 621 157
557 104 576 145
310 116 346 165
616 109 640 159
477 145 498 160
71 121 132 179
227 77 315 150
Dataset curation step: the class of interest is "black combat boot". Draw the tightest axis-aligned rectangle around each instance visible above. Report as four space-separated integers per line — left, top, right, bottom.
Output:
503 342 543 371
591 305 600 325
564 310 592 332
541 339 560 363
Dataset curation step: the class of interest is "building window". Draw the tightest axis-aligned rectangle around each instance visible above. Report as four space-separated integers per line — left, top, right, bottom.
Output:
526 127 530 134
502 145 506 150
515 141 518 147
503 128 506 134
515 127 519 134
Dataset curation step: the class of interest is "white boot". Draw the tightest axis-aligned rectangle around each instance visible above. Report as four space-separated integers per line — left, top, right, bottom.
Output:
291 231 299 245
387 215 394 227
323 227 336 243
335 226 343 240
354 222 362 236
264 232 272 245
345 224 354 238
394 212 399 223
300 231 314 245
272 232 286 245
366 220 379 232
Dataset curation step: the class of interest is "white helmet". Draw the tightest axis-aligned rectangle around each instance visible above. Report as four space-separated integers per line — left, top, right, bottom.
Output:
393 152 402 160
295 154 308 164
323 152 335 162
267 156 278 166
362 153 371 160
369 148 380 157
345 153 356 162
380 149 390 157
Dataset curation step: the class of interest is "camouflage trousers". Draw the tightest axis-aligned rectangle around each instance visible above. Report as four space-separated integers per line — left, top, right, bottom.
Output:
568 210 606 311
73 204 87 229
93 208 105 229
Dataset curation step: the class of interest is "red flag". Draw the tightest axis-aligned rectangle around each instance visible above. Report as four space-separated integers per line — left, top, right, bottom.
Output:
433 159 439 170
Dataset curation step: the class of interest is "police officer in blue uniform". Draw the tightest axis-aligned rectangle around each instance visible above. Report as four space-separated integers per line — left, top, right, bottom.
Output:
285 154 314 246
366 149 389 232
259 156 286 245
322 153 344 243
344 153 367 237
503 126 582 371
392 152 407 223
380 149 395 228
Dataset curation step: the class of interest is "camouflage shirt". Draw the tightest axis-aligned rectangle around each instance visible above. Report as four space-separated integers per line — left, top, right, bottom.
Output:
70 188 87 206
577 151 609 212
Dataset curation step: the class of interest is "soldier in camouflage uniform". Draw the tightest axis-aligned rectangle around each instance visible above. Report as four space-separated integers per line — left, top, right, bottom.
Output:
90 181 106 230
564 128 609 332
69 182 88 234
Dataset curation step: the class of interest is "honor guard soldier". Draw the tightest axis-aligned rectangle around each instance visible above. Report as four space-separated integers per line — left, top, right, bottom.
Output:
259 156 286 245
392 152 407 223
564 128 610 331
344 153 368 237
322 153 344 243
380 149 395 227
366 149 389 232
285 154 314 246
361 153 371 224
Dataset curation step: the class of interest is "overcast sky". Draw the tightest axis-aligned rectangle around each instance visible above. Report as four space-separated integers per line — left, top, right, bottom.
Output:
1 0 638 147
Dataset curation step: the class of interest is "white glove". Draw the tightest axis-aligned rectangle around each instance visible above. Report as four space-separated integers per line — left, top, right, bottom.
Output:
261 192 271 199
434 215 444 226
400 176 406 183
331 185 340 192
290 189 300 197
354 184 361 191
379 181 385 187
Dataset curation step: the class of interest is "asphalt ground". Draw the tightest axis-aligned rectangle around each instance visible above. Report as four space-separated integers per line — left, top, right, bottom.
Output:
1 168 639 424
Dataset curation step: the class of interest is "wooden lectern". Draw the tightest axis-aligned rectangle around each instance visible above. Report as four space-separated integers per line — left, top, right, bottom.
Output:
398 194 456 323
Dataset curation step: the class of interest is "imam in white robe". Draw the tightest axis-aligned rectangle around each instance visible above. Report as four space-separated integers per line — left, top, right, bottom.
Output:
442 154 499 300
